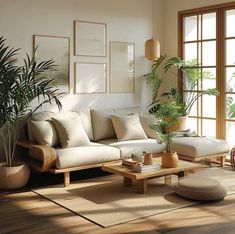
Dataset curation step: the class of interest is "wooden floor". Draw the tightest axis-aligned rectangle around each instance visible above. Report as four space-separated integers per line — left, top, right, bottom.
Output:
1 167 235 234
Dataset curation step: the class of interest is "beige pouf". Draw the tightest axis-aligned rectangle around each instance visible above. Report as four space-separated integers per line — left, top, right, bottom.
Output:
174 177 227 201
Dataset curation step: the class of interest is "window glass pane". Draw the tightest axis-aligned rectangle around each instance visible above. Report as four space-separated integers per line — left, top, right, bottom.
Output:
226 9 235 37
202 95 216 118
184 16 197 41
184 43 197 61
202 119 216 137
226 67 235 92
226 39 235 65
226 94 235 119
202 13 216 40
187 117 197 132
226 121 235 148
202 68 216 90
184 92 198 116
202 41 216 66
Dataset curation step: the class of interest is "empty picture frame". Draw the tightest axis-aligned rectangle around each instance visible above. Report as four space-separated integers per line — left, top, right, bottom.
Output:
110 41 135 93
74 20 106 57
74 62 107 94
33 35 70 93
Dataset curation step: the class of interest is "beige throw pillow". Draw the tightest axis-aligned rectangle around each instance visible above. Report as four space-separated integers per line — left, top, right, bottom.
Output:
91 109 116 141
30 120 59 146
111 114 148 141
52 117 90 148
140 115 158 139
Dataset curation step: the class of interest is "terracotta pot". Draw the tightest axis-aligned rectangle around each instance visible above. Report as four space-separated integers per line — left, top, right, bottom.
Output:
168 116 188 132
144 153 153 165
0 162 30 189
161 151 179 168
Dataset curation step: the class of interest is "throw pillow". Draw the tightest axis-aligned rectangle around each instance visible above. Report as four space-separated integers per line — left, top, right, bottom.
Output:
91 109 116 141
139 115 158 139
52 117 90 148
111 113 148 141
30 120 59 146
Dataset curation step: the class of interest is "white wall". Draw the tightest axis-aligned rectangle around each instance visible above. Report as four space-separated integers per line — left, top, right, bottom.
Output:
0 0 156 112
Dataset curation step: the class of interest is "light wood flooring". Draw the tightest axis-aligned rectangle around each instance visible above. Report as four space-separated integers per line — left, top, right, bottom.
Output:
1 167 235 234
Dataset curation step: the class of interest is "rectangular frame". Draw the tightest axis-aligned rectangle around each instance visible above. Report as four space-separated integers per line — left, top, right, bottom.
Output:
74 20 107 57
109 41 135 93
74 62 107 94
33 35 70 93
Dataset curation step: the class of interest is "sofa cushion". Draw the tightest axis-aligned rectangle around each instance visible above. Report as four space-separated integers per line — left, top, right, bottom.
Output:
98 138 166 159
74 109 94 141
55 143 121 169
171 137 230 157
139 115 158 139
30 120 59 146
52 117 90 148
111 114 148 141
28 111 55 142
91 109 116 141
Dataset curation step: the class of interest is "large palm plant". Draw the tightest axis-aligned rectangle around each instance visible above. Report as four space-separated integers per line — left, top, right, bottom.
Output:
0 37 62 167
164 57 219 116
145 56 219 116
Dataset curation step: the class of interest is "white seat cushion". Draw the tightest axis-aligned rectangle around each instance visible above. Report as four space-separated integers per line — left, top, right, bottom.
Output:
98 139 166 159
55 143 121 169
171 137 230 157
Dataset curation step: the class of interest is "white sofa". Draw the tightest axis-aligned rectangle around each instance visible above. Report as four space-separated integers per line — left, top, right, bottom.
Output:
17 107 230 186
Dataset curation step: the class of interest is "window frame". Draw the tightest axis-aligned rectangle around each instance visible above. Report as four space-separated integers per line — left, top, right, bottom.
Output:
178 1 235 139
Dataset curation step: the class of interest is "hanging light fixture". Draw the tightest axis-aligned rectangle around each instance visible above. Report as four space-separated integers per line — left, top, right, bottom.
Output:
145 0 160 60
145 38 160 60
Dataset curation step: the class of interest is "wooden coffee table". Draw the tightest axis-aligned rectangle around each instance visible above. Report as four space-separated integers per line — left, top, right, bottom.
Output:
101 158 203 194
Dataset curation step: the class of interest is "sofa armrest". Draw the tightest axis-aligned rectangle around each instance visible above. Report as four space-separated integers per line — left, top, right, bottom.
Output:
17 140 57 172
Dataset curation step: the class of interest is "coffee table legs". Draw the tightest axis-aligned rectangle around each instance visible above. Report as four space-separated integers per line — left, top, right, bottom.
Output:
123 177 147 194
178 170 190 178
137 179 147 194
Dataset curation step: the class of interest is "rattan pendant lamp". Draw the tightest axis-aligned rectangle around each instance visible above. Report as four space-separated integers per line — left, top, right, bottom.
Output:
145 0 160 60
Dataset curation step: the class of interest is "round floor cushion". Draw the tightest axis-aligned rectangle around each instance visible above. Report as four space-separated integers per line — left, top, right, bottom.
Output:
173 176 227 201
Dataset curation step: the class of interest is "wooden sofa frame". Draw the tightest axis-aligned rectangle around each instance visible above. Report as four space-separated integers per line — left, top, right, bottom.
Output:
17 140 227 187
17 140 120 187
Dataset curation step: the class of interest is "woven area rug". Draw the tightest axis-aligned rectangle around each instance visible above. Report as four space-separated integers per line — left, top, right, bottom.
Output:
33 167 235 227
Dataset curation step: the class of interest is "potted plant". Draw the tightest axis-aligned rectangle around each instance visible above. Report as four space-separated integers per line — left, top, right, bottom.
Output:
150 101 180 168
145 56 219 130
0 37 62 189
144 55 166 113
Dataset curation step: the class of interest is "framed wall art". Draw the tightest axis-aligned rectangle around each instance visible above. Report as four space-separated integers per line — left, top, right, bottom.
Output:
74 20 106 57
33 35 70 93
74 62 107 94
109 41 135 93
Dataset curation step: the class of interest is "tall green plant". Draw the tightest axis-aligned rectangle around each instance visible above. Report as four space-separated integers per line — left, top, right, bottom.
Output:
150 102 180 153
0 37 62 167
164 57 219 116
144 55 166 109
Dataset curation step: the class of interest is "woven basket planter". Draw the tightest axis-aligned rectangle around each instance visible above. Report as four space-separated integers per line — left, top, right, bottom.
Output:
0 162 30 189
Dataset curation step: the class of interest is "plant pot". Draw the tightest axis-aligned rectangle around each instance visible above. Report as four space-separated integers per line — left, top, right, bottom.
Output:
168 115 188 132
161 151 179 168
144 153 153 165
0 162 30 189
